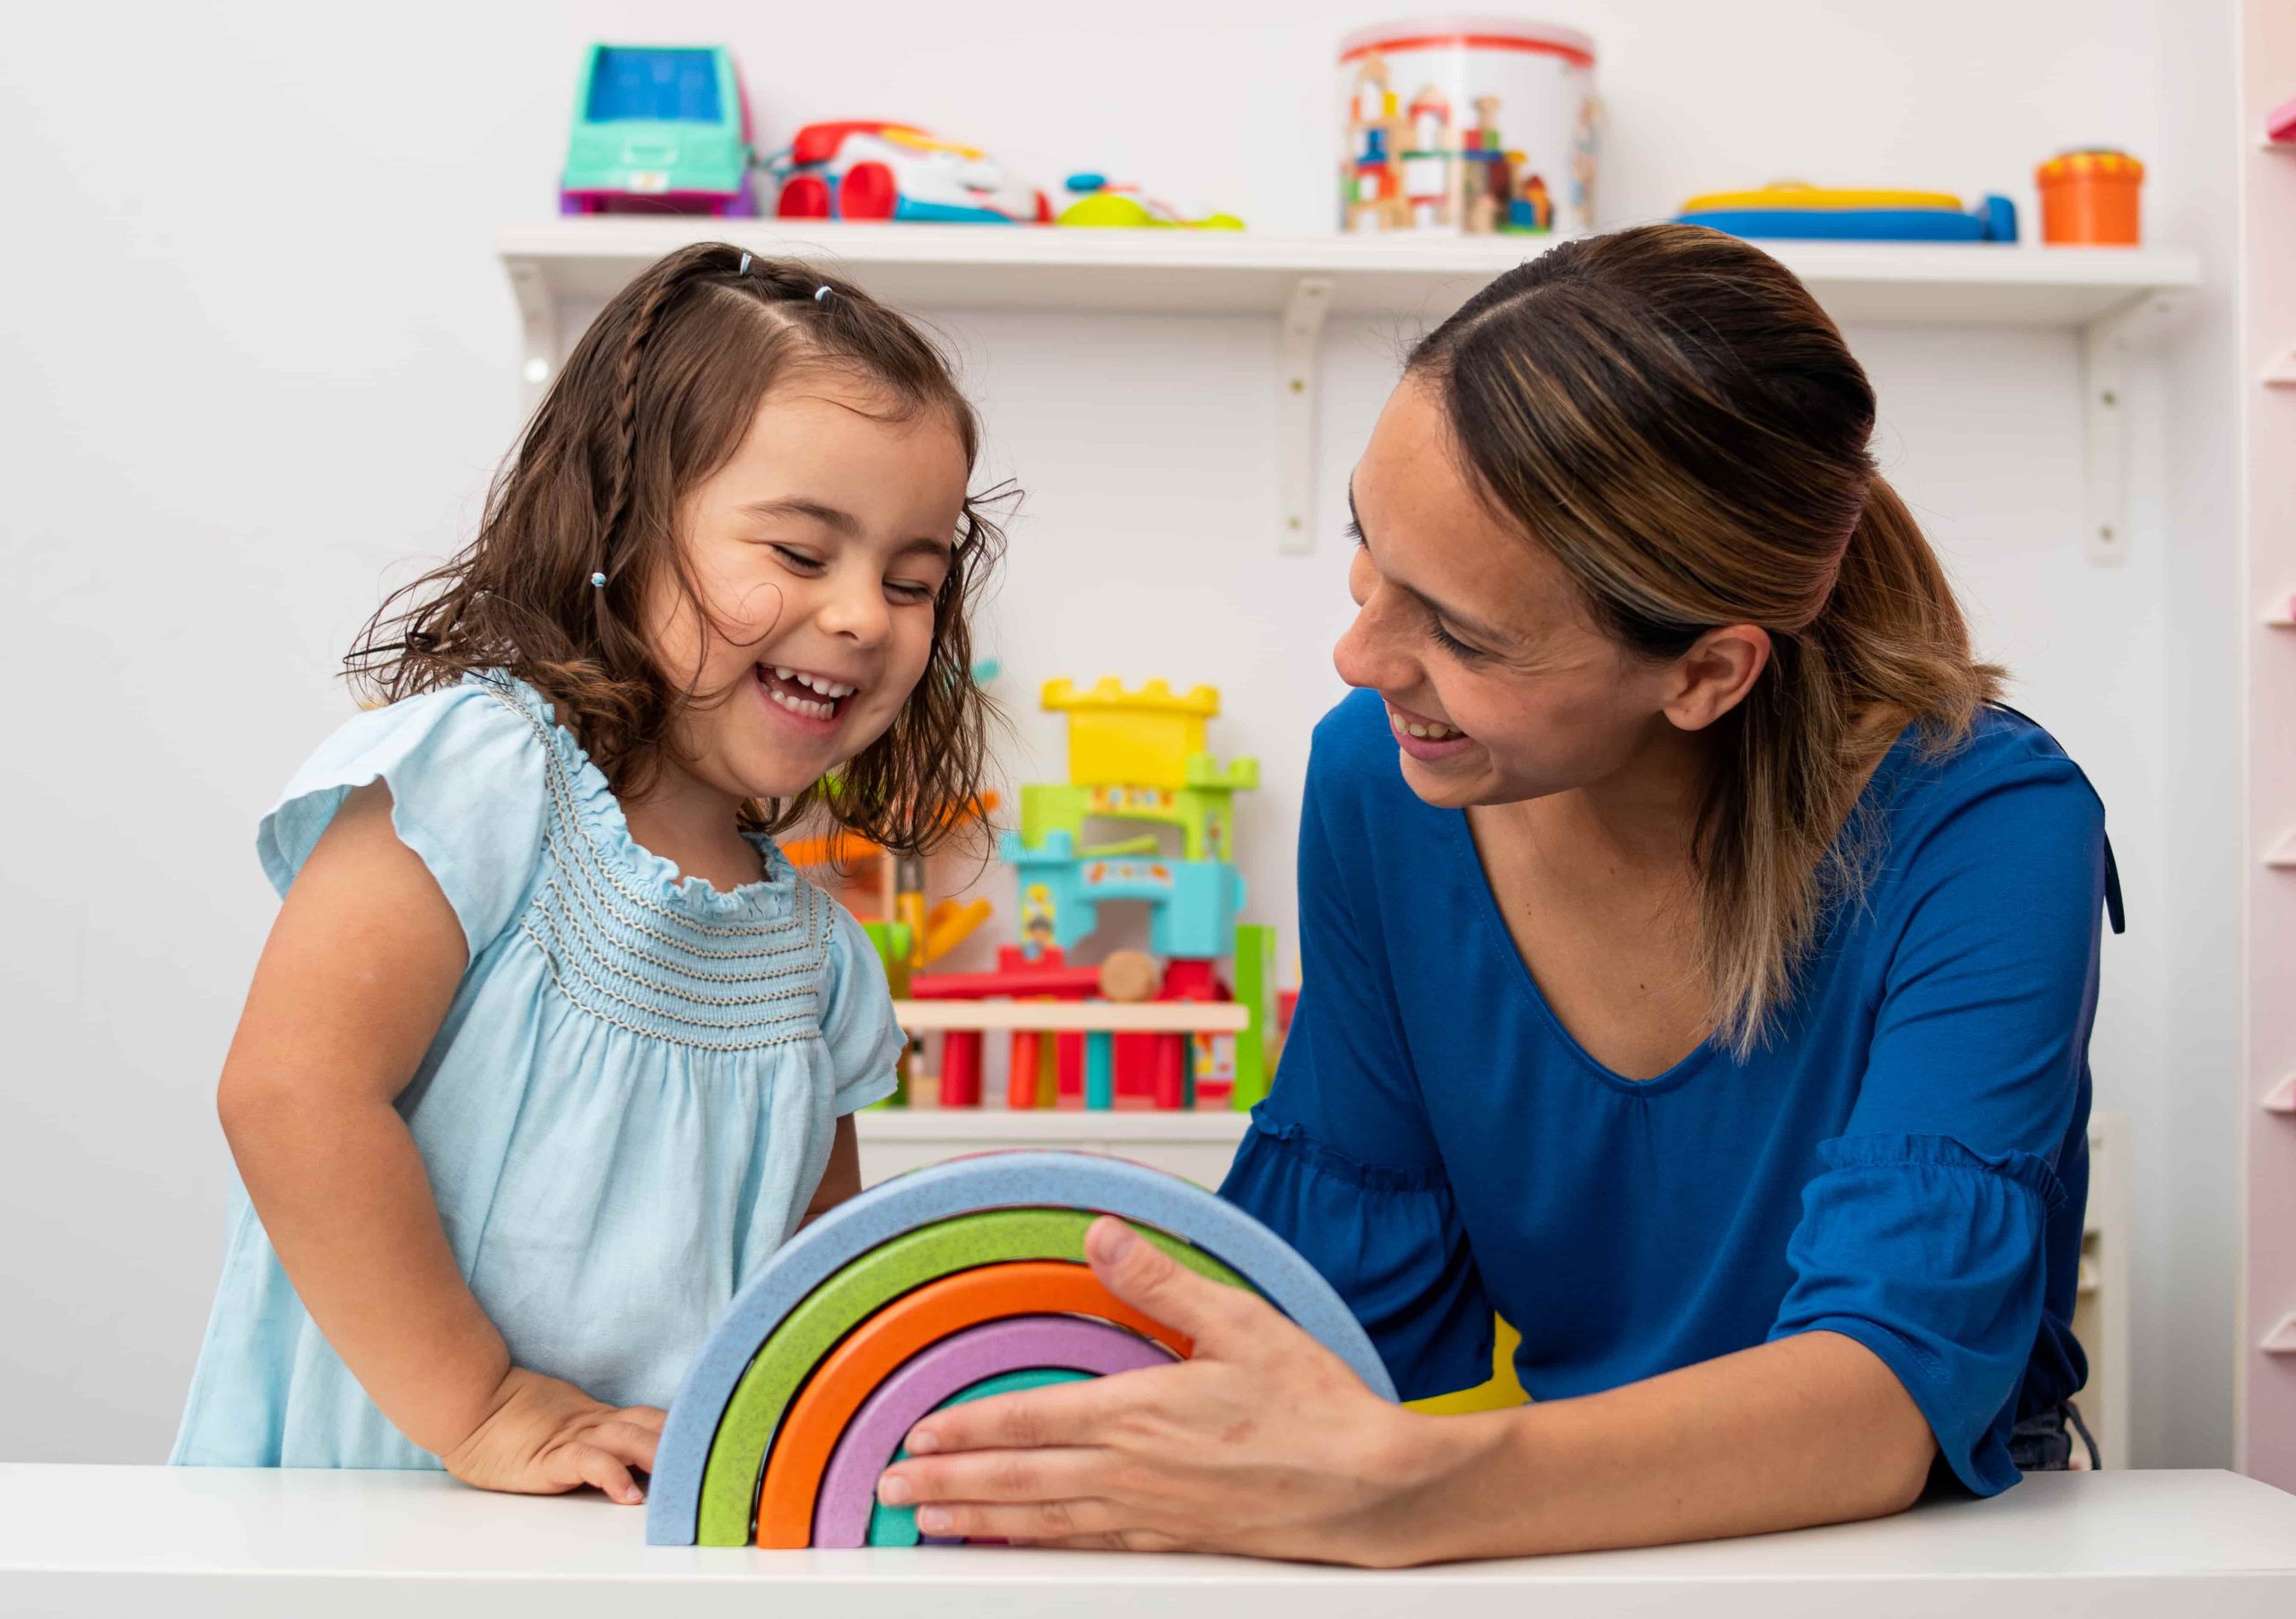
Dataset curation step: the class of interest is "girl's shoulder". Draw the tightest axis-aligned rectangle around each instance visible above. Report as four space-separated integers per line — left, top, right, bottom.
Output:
258 674 557 957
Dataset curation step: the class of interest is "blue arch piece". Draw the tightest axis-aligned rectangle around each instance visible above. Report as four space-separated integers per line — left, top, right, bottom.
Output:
646 1150 1396 1545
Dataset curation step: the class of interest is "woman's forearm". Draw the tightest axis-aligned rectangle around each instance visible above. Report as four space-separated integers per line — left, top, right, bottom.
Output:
222 1085 510 1456
1392 1331 1935 1564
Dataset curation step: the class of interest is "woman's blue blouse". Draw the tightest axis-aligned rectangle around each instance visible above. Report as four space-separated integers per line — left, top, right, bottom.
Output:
1220 689 2115 1494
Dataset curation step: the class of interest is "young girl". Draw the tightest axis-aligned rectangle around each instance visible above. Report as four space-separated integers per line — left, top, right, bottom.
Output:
170 243 1002 1505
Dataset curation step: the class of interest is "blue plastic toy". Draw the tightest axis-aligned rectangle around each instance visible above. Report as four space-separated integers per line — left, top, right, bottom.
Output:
560 45 756 216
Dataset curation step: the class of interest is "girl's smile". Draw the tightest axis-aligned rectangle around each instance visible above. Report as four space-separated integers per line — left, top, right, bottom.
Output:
754 662 863 731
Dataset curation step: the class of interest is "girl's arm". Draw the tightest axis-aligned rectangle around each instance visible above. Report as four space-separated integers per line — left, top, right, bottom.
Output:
799 1116 865 1228
874 1218 1933 1564
218 781 660 1501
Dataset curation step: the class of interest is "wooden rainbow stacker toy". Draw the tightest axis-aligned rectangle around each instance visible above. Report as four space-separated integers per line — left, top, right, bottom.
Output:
645 1151 1396 1548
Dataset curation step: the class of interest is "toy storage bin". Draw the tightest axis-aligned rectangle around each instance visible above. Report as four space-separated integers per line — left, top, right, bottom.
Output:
1338 15 1598 237
2036 149 2144 246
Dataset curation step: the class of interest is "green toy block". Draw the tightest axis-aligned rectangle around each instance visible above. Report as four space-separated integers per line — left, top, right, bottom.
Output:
1018 773 1257 865
1231 923 1278 1111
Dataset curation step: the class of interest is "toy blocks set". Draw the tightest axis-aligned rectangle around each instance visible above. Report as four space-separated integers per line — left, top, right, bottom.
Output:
645 1152 1397 1547
906 678 1278 1112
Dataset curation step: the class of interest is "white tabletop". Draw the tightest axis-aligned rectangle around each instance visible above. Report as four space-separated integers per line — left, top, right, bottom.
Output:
3 1465 2293 1618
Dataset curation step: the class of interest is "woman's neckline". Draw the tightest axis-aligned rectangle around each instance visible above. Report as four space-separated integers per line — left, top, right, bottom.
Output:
1443 718 1924 1094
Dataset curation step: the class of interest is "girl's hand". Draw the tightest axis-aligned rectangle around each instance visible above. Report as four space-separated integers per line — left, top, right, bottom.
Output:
874 1217 1483 1565
439 1368 667 1505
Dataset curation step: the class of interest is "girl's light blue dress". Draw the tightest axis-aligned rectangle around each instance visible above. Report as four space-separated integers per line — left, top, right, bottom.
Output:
170 673 902 1469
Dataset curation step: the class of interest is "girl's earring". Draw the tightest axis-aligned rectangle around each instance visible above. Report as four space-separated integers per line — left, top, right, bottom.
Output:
589 572 607 588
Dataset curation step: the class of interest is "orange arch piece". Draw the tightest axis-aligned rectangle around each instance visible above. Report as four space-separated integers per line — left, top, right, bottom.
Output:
754 1260 1191 1547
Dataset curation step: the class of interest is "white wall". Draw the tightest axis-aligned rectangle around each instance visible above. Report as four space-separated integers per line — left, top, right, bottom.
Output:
0 0 2239 1467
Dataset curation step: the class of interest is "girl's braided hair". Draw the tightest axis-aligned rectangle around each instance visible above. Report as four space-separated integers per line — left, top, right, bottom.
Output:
347 242 1007 854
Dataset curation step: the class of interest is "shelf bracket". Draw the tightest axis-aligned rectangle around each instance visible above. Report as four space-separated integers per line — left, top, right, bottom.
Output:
1276 277 1334 554
506 256 561 415
2079 290 2185 566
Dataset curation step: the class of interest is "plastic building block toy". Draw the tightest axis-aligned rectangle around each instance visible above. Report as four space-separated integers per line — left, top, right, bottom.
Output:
1000 830 1245 961
761 121 1050 223
1674 183 2017 242
1057 173 1243 230
645 1151 1397 1546
560 45 756 216
1039 677 1244 791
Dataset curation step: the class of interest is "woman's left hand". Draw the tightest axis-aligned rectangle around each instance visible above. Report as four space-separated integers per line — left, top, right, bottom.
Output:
874 1216 1474 1564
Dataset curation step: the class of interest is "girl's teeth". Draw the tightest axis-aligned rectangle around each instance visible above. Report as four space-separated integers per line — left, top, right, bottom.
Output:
767 687 836 720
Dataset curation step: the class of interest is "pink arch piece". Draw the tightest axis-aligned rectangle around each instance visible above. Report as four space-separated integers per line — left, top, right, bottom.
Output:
810 1315 1174 1547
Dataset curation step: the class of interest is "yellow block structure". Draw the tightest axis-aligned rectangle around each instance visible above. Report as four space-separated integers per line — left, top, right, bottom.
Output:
1041 677 1222 790
1405 1319 1530 1415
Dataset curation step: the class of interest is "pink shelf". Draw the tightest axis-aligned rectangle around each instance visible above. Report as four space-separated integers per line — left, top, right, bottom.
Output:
2270 91 2296 144
2242 8 2296 1493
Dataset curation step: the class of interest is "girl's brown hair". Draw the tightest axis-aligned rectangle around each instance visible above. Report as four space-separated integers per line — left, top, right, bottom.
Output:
348 241 1004 854
1409 223 2003 1054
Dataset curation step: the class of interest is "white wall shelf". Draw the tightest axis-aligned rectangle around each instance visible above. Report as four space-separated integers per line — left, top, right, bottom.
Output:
496 222 2199 557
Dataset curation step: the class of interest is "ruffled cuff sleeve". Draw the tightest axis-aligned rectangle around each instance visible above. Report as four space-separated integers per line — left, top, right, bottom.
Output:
1768 1133 2064 1495
256 683 550 961
819 904 903 1115
1221 1116 1492 1400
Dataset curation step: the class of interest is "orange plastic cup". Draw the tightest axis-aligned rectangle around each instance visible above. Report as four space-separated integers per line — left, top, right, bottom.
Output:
2036 149 2144 246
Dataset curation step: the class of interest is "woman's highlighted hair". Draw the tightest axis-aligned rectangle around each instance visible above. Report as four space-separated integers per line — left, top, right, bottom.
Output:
1410 224 2003 1054
347 242 1006 855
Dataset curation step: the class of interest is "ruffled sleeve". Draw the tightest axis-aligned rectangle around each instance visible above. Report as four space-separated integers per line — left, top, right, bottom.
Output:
819 903 903 1115
1769 747 2108 1495
256 681 549 962
1222 1114 1490 1399
1218 723 1492 1400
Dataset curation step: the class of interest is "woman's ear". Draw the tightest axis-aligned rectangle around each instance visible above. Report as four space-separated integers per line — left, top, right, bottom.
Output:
1662 624 1772 733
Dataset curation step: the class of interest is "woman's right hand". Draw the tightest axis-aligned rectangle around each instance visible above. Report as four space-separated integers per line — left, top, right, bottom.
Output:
439 1368 666 1504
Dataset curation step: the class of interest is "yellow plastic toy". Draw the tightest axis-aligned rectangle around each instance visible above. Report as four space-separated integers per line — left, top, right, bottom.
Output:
1040 677 1224 790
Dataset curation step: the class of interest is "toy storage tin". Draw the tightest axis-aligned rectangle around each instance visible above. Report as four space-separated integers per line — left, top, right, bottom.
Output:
1338 16 1597 236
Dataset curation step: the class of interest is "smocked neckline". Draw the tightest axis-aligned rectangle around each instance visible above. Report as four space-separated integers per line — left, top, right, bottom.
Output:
472 672 800 916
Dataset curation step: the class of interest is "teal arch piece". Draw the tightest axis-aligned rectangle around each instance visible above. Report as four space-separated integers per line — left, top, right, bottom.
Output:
866 1368 1092 1546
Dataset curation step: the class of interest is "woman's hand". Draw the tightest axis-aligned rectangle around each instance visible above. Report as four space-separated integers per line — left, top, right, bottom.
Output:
874 1217 1483 1564
439 1368 666 1505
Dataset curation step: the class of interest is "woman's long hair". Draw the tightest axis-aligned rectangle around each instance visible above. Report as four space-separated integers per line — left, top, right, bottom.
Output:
1410 223 2003 1054
346 241 1006 853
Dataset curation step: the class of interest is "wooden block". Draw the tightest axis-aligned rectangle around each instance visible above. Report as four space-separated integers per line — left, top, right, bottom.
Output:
1006 1030 1041 1110
812 1318 1170 1547
648 1153 1395 1546
866 1367 1091 1547
939 1031 981 1107
754 1262 1192 1546
1084 1031 1114 1110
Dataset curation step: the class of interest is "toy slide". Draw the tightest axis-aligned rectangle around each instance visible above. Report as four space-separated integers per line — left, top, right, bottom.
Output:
645 1151 1397 1547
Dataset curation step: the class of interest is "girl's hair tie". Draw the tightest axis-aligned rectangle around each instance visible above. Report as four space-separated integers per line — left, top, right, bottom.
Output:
589 571 607 588
814 284 832 303
738 252 752 276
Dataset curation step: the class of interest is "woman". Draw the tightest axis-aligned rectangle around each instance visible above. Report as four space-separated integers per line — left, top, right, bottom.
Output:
874 225 2117 1564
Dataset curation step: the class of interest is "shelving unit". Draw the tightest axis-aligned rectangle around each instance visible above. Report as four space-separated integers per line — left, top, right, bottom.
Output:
492 218 2174 1460
496 222 2197 558
2239 0 2296 1494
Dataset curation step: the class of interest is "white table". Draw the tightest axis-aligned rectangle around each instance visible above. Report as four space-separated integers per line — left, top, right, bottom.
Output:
3 1466 2292 1617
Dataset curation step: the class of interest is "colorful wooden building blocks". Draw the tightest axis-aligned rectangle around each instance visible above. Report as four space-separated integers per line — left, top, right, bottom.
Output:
1000 830 1246 961
644 1151 1398 1547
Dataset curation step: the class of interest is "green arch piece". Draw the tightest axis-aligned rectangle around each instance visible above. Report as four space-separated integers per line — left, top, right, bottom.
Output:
695 1207 1241 1545
866 1367 1092 1547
